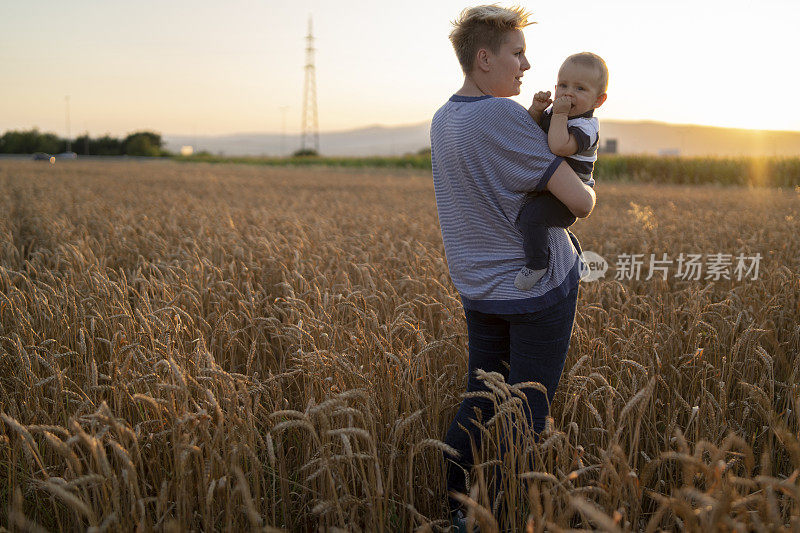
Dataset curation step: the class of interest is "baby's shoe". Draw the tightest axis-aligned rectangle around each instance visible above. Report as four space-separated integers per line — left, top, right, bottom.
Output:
451 508 473 533
514 266 546 290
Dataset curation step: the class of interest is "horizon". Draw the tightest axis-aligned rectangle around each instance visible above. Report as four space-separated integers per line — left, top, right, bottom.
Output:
3 0 799 137
14 116 793 140
169 117 799 139
12 115 800 140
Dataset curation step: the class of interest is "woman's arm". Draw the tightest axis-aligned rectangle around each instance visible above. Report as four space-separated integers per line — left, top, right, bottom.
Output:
546 161 595 218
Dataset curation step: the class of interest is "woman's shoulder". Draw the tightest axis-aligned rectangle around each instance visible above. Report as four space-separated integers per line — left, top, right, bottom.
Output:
476 98 541 137
434 96 541 142
445 95 526 114
479 96 527 115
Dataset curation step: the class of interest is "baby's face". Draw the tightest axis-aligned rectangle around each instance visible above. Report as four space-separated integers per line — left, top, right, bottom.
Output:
554 62 604 117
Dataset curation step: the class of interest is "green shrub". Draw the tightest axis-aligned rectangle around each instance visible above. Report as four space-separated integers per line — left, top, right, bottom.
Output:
174 153 800 188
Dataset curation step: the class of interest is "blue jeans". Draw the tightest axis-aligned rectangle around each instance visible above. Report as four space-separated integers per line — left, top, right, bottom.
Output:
443 283 579 515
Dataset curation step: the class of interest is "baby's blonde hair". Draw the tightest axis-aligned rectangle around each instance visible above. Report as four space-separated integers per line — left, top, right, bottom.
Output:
449 5 534 74
563 52 609 94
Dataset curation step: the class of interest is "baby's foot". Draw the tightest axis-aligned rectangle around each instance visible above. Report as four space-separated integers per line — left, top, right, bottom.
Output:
514 267 546 291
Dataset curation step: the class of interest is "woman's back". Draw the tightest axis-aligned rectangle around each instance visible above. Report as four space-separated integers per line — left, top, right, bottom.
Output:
430 94 582 314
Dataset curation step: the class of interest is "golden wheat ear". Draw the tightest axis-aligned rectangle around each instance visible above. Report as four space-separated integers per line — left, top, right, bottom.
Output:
0 159 795 531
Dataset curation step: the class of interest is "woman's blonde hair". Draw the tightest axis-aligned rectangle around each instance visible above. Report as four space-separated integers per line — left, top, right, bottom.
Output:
449 5 534 74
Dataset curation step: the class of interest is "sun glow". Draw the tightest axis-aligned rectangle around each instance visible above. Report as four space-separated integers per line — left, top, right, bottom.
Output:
1 0 798 136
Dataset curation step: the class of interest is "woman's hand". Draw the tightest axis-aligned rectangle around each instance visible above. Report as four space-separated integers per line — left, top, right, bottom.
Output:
546 161 596 218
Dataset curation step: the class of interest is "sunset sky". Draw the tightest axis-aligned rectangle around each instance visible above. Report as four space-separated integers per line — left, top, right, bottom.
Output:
2 0 798 137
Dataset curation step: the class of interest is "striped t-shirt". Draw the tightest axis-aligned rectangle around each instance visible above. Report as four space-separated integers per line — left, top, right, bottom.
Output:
430 94 584 314
541 108 599 186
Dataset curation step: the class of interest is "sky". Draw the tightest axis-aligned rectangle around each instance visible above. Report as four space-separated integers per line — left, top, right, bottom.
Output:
2 0 798 137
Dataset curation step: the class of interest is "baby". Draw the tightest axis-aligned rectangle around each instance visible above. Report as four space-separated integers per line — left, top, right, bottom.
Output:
515 52 608 290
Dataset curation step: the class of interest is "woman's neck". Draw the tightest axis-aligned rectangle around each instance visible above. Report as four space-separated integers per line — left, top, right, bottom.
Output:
455 75 492 97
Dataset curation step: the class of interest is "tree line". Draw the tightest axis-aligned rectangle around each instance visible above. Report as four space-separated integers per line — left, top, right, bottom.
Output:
0 129 169 157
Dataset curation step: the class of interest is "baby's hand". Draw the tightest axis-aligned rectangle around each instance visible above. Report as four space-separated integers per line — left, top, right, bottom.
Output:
552 96 572 115
530 91 552 112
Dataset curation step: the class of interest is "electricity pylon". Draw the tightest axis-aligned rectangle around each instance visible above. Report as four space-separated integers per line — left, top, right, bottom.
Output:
300 16 319 154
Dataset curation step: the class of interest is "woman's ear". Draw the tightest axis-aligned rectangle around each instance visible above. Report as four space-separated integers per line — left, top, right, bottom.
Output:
594 93 608 108
475 48 491 72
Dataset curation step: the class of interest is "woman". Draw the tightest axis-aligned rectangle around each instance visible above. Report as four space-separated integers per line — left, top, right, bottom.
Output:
430 5 595 529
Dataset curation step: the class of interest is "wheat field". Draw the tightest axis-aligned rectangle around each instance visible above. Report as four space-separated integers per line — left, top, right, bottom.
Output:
0 160 798 532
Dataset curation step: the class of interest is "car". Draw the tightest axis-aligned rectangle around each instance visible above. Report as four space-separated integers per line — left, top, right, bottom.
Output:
32 152 51 161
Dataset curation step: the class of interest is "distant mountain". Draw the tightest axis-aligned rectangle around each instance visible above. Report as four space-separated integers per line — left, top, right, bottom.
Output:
164 120 800 158
164 122 431 158
599 121 800 157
